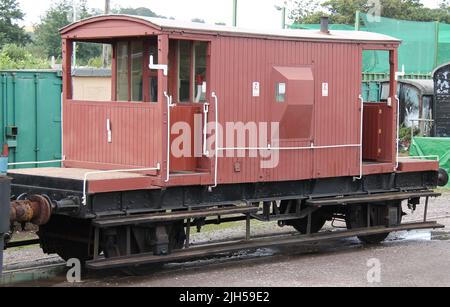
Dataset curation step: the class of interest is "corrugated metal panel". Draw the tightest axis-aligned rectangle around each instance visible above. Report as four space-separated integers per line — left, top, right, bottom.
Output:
210 36 364 184
0 70 62 168
63 102 162 171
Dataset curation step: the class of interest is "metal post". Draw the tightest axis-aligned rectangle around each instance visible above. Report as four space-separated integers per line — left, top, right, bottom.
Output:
355 10 360 31
307 212 312 235
245 213 251 241
185 207 192 248
72 0 77 68
424 197 429 223
93 227 99 260
102 0 111 68
126 226 131 256
281 7 286 29
434 21 440 69
232 0 238 27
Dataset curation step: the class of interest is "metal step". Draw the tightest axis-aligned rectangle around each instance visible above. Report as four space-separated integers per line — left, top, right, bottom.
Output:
86 221 444 270
307 191 441 206
92 206 259 228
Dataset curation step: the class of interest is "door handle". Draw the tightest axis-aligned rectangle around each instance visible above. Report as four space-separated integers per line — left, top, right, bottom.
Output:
106 119 112 143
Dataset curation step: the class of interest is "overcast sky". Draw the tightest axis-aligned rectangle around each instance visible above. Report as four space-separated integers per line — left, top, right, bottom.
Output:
17 0 443 29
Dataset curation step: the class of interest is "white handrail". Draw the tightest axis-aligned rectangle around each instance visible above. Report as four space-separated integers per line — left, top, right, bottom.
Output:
8 160 64 166
203 103 210 156
395 95 400 171
82 164 161 206
354 95 364 180
210 92 219 191
399 155 440 161
218 144 361 151
164 91 174 183
149 55 168 76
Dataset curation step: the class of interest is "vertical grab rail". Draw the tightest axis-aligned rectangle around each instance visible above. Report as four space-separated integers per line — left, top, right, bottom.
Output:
164 91 174 183
210 92 219 191
395 95 400 171
354 95 364 180
203 103 210 156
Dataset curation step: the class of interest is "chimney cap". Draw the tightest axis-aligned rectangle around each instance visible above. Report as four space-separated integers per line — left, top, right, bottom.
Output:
320 16 330 34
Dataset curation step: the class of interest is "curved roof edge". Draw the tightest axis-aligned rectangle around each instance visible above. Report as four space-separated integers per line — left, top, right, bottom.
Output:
432 62 450 77
60 15 401 44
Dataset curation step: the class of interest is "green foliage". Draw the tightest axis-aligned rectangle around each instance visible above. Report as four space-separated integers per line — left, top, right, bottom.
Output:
0 44 49 69
33 0 101 63
86 56 103 68
33 0 72 59
113 7 162 17
399 124 419 150
291 0 450 24
0 0 29 46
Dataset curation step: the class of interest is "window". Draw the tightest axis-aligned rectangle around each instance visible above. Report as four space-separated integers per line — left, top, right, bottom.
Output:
179 41 191 102
71 41 113 102
115 40 150 102
176 40 209 103
131 41 143 102
276 82 286 102
149 44 158 102
117 42 129 101
194 42 208 102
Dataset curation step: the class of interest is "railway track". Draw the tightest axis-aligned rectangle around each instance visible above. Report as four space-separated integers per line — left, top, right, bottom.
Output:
2 220 449 286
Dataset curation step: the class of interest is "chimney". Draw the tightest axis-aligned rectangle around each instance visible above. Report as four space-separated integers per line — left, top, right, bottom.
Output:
320 16 330 34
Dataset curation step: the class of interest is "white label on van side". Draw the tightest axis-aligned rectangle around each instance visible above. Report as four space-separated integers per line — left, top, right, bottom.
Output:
253 82 260 97
322 82 329 97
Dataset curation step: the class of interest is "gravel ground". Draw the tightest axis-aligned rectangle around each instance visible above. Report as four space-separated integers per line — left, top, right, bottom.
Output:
2 191 450 287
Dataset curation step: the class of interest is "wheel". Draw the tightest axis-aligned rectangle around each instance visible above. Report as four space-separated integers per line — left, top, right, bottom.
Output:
38 216 95 262
280 200 328 234
346 202 403 244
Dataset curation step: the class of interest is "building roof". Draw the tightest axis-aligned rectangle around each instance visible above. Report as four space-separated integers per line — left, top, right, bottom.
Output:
381 79 434 96
399 79 434 96
61 15 401 44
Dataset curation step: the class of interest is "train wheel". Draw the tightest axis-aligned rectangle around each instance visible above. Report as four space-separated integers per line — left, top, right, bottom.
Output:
346 202 403 244
280 200 328 234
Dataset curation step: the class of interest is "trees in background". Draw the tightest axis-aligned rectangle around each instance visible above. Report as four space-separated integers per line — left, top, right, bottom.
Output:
113 7 162 17
2 0 450 69
0 0 29 46
290 0 450 24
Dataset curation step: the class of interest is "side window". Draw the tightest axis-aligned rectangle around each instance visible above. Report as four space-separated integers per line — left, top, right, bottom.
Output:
117 42 129 101
131 41 143 102
276 82 286 102
179 41 191 102
149 44 158 102
194 42 208 102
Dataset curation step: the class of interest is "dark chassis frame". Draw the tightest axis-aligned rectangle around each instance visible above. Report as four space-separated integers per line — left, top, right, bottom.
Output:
9 171 439 218
6 170 443 269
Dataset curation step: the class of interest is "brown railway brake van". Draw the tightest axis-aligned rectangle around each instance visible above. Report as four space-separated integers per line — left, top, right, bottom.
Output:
4 15 448 270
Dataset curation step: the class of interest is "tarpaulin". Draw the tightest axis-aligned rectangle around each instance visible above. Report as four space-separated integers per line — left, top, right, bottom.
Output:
410 137 450 187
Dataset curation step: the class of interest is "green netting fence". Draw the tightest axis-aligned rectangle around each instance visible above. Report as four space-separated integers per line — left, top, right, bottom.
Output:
290 13 450 76
361 13 444 74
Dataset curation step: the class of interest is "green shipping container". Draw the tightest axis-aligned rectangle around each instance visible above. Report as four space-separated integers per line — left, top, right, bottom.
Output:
0 70 62 168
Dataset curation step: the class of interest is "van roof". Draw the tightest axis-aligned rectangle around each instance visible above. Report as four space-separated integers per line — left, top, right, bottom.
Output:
61 15 401 44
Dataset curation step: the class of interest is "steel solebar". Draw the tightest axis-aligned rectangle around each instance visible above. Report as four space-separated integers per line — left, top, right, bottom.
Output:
93 206 259 228
86 221 444 270
307 191 441 206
